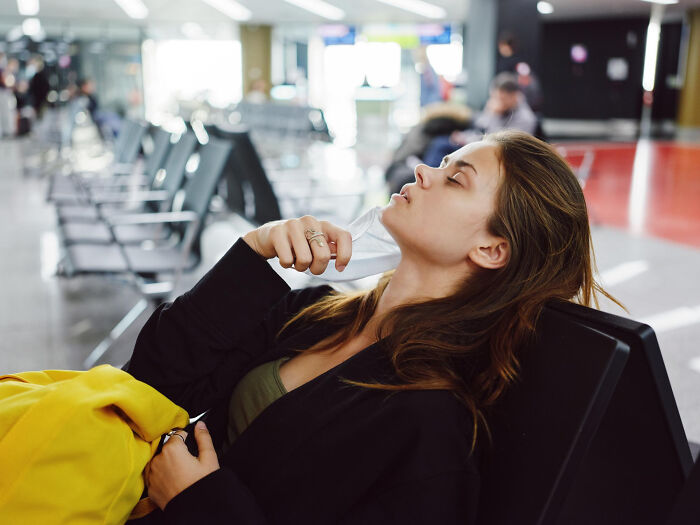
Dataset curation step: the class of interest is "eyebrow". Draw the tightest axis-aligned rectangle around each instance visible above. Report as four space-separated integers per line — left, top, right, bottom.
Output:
442 156 478 176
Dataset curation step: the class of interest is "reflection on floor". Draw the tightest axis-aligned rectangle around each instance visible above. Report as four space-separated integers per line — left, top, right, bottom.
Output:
2 136 700 446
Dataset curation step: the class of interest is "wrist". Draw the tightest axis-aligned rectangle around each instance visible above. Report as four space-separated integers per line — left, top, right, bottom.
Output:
242 231 263 258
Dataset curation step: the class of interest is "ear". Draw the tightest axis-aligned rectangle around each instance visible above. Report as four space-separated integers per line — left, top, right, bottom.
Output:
468 237 510 270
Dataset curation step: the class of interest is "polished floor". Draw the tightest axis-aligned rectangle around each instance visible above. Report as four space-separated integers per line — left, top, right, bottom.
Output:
1 132 700 449
562 141 700 247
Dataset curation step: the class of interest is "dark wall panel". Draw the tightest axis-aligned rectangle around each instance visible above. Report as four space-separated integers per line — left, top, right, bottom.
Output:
541 18 648 119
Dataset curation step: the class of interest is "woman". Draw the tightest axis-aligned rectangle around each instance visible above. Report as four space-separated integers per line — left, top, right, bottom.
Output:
128 130 613 524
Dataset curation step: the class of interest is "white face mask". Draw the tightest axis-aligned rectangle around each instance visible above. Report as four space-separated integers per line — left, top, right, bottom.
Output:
25 65 36 78
305 206 401 282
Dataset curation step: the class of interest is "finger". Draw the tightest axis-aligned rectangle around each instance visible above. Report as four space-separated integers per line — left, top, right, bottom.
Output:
321 222 352 271
287 221 314 272
301 217 331 275
271 226 294 268
193 421 219 467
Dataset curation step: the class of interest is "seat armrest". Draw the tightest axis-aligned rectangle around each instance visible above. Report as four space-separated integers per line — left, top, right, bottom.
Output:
92 190 170 204
105 211 199 226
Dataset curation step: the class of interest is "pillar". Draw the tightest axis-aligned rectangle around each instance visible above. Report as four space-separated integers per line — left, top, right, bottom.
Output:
240 24 272 98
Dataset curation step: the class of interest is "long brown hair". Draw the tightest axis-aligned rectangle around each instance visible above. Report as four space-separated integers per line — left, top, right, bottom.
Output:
279 130 619 450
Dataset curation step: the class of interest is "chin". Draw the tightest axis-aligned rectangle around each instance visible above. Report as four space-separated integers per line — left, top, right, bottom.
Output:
380 205 398 232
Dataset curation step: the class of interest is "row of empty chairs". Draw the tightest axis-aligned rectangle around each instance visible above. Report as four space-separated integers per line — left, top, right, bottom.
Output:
48 119 230 367
47 114 367 367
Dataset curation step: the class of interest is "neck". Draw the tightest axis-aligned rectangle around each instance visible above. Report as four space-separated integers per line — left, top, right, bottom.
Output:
370 257 471 330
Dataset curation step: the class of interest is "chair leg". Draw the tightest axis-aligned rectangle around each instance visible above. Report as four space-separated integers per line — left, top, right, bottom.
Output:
83 298 149 369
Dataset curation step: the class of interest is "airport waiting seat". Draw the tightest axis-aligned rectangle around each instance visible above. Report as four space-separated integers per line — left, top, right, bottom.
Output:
665 453 700 525
57 137 232 368
48 119 149 203
55 127 178 222
230 102 332 142
479 301 694 525
210 125 365 226
56 132 199 244
477 303 629 525
546 301 693 525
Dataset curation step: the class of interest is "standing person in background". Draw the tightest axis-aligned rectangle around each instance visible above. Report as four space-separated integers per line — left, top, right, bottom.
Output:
27 56 50 119
0 69 17 138
78 78 99 122
415 47 443 107
496 32 520 75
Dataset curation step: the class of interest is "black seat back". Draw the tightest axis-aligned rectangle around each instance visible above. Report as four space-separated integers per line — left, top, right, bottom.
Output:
478 304 629 524
204 124 246 217
141 127 173 184
178 137 232 250
216 126 282 225
110 119 137 162
155 131 198 198
548 302 693 525
115 120 148 165
665 454 700 525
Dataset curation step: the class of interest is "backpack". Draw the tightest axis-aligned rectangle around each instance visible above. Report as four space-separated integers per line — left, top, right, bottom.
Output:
0 364 189 524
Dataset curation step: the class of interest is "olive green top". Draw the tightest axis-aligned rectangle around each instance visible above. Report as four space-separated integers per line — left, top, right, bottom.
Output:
224 356 291 454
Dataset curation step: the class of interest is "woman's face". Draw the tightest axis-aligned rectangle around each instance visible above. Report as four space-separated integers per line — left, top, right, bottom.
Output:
382 140 507 270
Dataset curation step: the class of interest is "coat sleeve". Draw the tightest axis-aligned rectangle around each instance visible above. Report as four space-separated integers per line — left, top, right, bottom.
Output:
338 467 480 524
160 466 479 525
126 238 332 416
160 467 268 524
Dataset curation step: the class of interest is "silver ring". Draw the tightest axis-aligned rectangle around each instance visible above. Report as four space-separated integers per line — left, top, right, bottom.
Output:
164 429 186 444
304 230 325 247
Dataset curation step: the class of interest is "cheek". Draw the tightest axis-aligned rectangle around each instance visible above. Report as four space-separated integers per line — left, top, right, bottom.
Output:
392 204 488 263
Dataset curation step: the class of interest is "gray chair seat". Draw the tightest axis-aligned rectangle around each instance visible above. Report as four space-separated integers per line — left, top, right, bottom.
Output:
123 245 198 273
66 244 129 273
67 243 197 274
58 204 147 223
57 205 100 222
62 222 171 244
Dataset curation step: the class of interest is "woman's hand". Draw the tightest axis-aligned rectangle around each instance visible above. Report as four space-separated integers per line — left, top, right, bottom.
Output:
243 215 352 275
145 421 220 511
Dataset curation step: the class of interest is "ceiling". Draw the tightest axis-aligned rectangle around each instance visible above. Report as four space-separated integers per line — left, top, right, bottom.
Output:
0 0 698 28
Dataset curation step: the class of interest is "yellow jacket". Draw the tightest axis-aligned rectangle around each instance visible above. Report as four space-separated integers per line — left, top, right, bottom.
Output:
0 364 189 524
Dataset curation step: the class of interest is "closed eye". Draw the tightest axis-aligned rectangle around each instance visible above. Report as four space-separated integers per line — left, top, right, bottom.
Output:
447 176 462 186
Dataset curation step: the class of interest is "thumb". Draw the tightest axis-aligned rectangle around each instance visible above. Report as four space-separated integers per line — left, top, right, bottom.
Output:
194 421 218 466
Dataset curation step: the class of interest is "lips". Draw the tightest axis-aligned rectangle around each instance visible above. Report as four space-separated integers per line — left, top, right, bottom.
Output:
399 186 410 202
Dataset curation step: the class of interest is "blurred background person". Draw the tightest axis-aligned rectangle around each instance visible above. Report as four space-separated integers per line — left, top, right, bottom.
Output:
0 68 17 138
473 72 537 135
27 56 50 120
245 78 269 104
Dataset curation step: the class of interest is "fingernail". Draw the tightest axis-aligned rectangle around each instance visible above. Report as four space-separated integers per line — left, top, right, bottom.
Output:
337 265 346 272
196 421 206 430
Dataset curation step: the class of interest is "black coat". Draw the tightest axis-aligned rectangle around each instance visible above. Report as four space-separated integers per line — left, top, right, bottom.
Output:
127 239 479 524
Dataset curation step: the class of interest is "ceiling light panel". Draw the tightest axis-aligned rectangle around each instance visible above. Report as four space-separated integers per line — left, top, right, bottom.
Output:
375 0 446 19
201 0 252 21
113 0 148 19
283 0 345 20
16 0 39 16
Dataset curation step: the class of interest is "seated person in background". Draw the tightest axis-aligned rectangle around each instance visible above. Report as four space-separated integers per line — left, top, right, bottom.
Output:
127 130 616 524
385 102 472 194
473 71 537 135
422 72 537 169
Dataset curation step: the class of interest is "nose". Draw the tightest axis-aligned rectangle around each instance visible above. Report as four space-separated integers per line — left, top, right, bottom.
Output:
414 163 437 188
